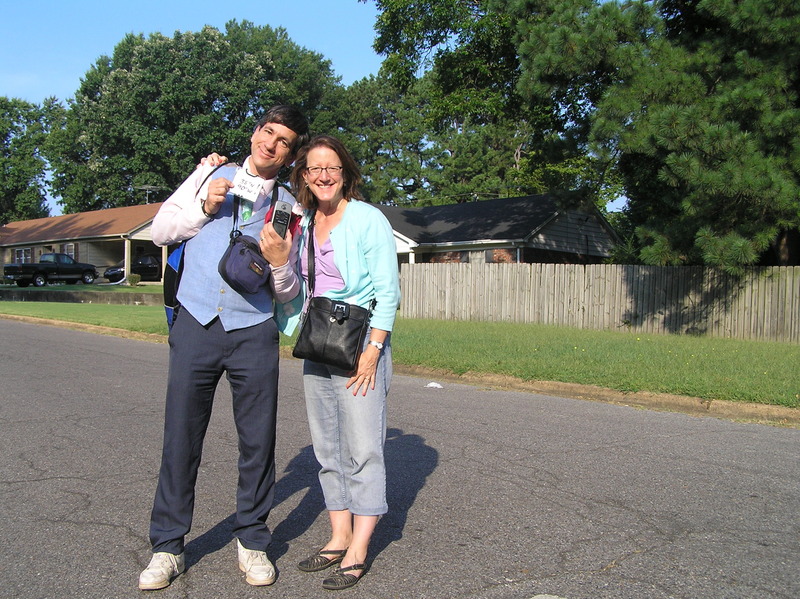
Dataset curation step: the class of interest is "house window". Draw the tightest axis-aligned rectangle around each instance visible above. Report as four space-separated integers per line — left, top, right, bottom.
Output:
430 251 469 264
487 249 515 264
14 248 32 263
62 243 76 259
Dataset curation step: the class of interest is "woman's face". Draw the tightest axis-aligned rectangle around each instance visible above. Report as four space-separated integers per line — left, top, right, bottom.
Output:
302 146 345 205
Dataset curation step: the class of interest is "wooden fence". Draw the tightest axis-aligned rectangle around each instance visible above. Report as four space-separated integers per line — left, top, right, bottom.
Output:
398 263 800 343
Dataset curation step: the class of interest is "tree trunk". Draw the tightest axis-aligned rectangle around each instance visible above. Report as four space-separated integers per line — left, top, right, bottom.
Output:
772 229 800 266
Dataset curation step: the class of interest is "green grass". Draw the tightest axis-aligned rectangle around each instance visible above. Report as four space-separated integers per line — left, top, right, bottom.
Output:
0 301 169 334
0 282 164 294
396 319 799 407
1 302 797 408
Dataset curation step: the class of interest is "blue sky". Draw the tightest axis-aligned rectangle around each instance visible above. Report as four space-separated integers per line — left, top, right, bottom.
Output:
0 0 383 105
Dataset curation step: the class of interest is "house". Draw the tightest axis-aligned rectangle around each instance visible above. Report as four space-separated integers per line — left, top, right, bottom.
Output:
0 195 619 279
0 204 165 280
375 195 619 264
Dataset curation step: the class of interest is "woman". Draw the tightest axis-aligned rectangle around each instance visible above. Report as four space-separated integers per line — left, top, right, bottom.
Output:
290 135 401 590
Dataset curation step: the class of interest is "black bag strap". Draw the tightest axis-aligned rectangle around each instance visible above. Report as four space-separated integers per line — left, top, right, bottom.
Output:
307 210 317 298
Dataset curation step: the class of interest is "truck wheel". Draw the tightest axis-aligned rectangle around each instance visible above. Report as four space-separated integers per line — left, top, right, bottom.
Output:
15 281 30 288
81 271 96 285
32 274 47 287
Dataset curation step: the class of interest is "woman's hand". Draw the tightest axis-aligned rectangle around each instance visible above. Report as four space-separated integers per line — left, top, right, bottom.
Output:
346 333 387 396
199 153 228 167
346 349 379 396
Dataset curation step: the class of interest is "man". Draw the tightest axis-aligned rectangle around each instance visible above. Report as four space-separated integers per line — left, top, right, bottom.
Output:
138 105 309 590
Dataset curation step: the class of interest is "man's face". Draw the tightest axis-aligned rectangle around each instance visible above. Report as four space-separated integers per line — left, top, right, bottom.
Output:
248 122 298 179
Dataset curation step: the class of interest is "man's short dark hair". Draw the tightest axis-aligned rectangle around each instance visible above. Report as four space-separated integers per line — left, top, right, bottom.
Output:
255 105 310 154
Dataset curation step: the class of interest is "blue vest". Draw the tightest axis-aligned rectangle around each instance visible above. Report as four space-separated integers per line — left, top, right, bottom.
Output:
177 165 293 331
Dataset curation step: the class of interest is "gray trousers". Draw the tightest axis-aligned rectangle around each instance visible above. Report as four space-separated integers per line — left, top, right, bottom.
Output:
149 310 280 554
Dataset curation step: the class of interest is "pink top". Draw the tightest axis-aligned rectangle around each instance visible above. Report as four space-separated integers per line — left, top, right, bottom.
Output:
302 236 345 297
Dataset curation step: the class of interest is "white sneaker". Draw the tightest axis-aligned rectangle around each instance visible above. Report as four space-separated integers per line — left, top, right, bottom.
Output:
237 539 276 586
138 551 185 590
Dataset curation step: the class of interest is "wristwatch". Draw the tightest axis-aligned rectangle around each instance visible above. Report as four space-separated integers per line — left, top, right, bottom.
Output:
368 340 384 350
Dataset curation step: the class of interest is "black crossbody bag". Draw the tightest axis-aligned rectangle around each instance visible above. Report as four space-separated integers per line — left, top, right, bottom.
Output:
217 188 278 295
292 213 376 371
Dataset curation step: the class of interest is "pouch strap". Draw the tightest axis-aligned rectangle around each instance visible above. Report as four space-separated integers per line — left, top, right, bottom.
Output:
230 181 280 240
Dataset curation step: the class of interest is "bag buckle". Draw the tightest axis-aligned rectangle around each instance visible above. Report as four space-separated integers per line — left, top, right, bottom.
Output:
329 301 350 323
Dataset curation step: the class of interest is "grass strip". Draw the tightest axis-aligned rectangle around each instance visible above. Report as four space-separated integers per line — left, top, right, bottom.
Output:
1 302 797 408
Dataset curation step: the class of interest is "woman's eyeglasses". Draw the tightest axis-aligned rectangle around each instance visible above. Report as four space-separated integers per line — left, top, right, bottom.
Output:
307 166 343 177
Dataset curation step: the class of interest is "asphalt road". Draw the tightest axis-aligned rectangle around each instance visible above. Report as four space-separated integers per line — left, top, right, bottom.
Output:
1 318 798 599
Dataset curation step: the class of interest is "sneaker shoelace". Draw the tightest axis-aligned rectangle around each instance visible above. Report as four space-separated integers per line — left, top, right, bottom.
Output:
243 549 270 568
150 554 177 573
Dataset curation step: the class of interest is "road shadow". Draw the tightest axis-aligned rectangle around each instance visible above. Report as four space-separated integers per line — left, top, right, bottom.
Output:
372 427 438 555
183 427 438 568
184 513 237 569
269 443 328 560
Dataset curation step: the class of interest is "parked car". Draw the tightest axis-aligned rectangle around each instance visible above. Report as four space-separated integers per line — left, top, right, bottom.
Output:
4 253 98 287
104 254 162 282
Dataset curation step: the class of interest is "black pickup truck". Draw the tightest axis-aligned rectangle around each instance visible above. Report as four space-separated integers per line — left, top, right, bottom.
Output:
4 253 99 287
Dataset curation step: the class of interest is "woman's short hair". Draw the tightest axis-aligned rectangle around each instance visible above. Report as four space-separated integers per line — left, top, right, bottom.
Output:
290 135 364 210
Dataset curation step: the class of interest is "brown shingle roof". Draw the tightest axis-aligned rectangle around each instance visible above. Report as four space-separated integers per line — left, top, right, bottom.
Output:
0 203 164 246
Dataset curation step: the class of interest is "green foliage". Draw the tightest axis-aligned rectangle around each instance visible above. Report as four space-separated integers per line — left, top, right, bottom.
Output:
127 273 142 286
335 73 549 205
369 0 626 209
426 118 534 203
333 75 438 205
371 0 482 89
46 21 341 213
503 0 800 271
0 97 50 224
222 20 343 133
604 208 641 264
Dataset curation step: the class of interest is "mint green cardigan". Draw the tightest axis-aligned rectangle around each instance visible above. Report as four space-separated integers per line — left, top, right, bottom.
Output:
276 199 401 336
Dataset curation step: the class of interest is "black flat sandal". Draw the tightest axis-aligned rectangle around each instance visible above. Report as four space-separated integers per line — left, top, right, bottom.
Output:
298 549 348 572
322 563 369 590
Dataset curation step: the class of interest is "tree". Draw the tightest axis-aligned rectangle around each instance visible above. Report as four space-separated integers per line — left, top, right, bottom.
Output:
336 73 539 206
334 75 438 205
46 21 342 213
367 0 800 268
366 0 616 208
0 97 50 224
221 20 344 134
372 0 522 121
503 0 800 270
